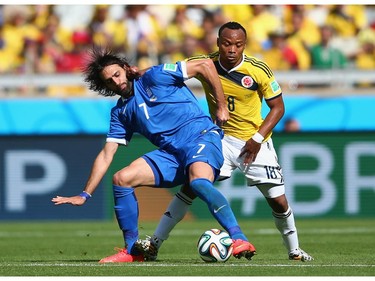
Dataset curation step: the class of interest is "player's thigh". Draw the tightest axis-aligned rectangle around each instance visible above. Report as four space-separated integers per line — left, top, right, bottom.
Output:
244 139 287 199
219 136 242 179
189 161 215 182
242 138 284 185
113 157 155 187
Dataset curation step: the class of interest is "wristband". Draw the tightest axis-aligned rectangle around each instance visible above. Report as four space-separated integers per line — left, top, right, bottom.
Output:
79 191 92 200
252 132 264 144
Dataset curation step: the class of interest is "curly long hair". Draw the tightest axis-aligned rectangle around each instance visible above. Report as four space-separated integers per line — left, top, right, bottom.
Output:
82 47 131 97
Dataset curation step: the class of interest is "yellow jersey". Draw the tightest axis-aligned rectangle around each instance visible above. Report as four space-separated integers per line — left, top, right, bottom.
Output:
187 52 282 141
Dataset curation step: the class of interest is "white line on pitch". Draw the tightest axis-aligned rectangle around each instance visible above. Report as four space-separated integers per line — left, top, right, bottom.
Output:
1 263 374 267
0 227 374 238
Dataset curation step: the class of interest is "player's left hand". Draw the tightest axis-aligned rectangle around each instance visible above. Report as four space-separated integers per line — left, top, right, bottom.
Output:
239 138 261 165
51 195 86 206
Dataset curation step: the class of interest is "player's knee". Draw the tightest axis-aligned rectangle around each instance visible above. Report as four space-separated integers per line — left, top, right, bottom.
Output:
112 170 134 187
267 194 289 213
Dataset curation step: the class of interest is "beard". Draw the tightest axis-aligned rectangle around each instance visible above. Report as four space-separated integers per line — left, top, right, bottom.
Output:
117 81 133 98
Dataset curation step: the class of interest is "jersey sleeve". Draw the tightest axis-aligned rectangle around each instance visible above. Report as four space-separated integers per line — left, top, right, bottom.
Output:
144 62 187 86
106 106 133 146
261 70 282 100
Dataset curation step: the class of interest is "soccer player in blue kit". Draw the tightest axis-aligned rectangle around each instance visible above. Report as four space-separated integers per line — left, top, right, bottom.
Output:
52 48 256 263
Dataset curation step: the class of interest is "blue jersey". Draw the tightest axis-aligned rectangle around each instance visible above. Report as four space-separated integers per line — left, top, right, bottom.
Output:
106 61 220 150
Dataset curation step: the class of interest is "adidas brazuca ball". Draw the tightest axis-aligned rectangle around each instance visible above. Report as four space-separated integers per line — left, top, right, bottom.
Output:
197 228 233 262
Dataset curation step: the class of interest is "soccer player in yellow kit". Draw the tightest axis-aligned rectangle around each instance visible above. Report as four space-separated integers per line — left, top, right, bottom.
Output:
135 21 313 262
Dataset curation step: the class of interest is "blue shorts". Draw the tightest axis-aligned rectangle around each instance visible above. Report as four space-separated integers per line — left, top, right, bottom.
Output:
142 129 224 188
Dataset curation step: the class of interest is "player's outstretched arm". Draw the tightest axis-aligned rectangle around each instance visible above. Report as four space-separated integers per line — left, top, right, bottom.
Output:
51 142 119 206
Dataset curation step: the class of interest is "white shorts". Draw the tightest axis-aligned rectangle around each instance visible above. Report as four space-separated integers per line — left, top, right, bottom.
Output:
219 135 285 198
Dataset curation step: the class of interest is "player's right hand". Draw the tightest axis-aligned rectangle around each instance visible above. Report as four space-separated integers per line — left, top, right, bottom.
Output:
51 195 86 206
215 106 230 127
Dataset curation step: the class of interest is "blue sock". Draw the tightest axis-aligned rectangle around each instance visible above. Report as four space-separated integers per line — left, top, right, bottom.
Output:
113 185 139 254
190 178 247 241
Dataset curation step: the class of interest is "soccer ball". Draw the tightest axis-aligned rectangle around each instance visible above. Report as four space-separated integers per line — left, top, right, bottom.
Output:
197 228 233 262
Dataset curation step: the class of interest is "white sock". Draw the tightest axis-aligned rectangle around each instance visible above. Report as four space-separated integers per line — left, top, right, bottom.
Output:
153 191 192 249
273 207 299 253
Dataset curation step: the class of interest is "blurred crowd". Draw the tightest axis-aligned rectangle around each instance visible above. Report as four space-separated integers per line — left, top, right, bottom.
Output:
0 4 374 75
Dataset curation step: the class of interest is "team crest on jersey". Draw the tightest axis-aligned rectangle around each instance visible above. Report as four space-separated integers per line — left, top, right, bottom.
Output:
241 76 254 88
163 63 177 72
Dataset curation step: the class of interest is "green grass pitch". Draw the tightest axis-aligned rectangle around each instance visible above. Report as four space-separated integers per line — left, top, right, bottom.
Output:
0 218 374 277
